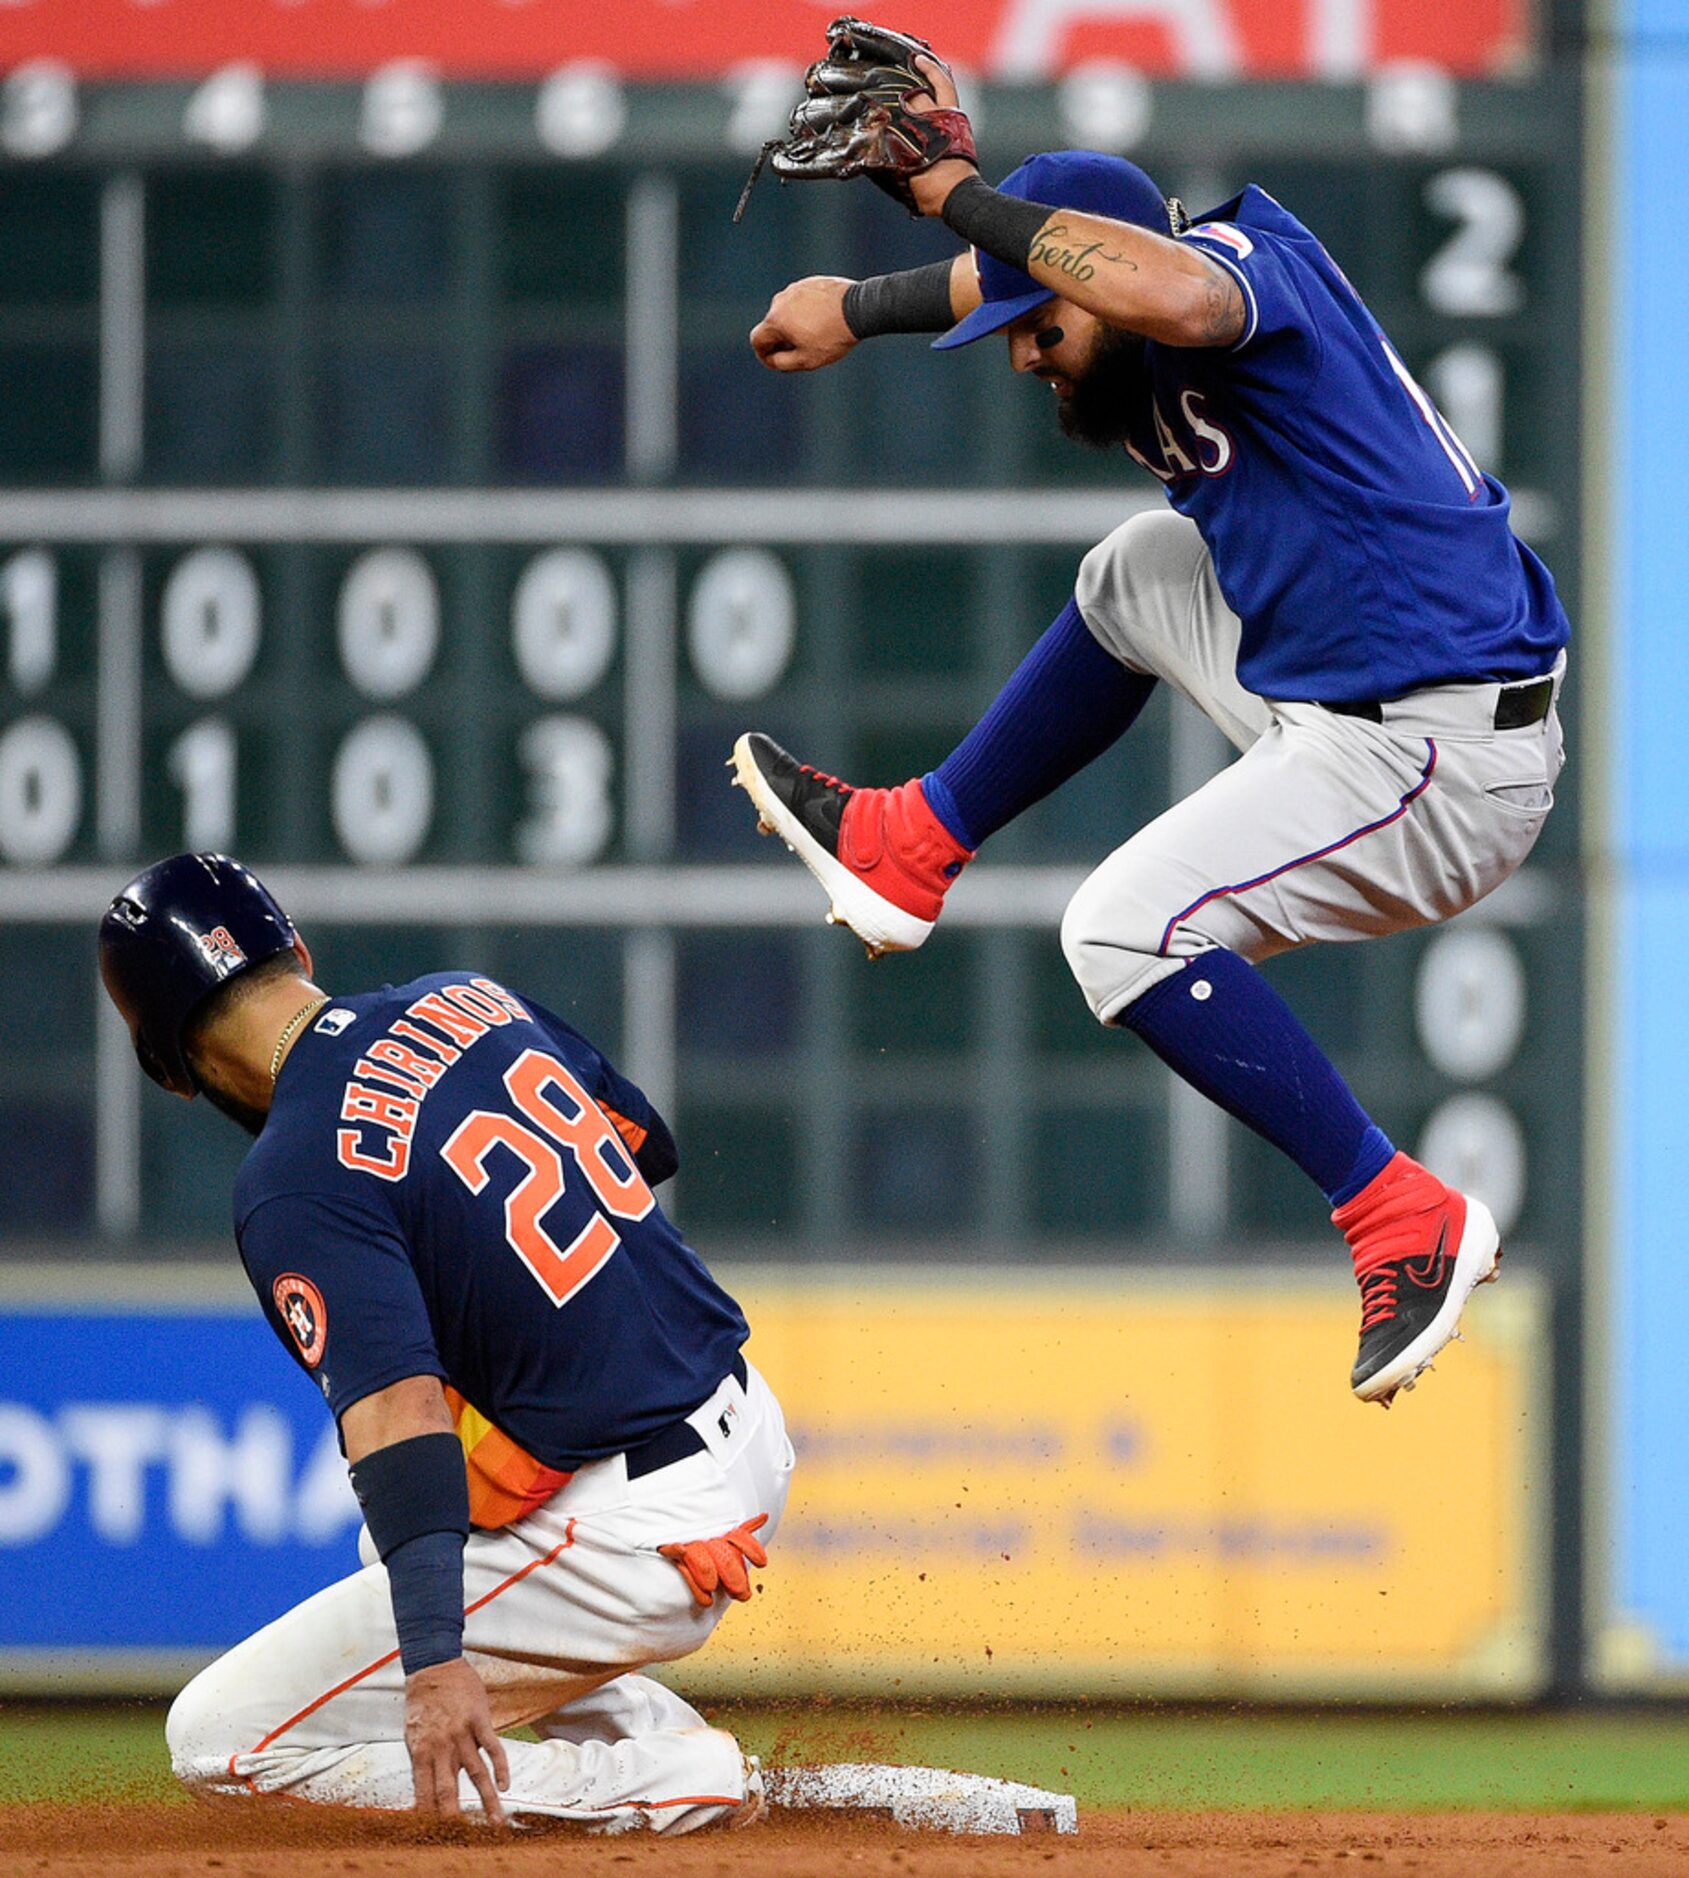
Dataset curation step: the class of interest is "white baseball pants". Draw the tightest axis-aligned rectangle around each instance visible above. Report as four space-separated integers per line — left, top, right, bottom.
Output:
1063 510 1566 1020
166 1361 794 1835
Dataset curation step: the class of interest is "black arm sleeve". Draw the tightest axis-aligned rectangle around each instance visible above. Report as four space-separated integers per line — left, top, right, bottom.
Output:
939 175 1052 274
842 259 958 338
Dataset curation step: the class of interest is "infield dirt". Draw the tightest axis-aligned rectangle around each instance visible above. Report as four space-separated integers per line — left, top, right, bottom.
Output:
3 1804 1688 1877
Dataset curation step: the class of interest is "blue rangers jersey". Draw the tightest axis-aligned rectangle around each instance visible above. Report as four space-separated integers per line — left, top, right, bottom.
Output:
234 973 747 1519
1126 185 1568 704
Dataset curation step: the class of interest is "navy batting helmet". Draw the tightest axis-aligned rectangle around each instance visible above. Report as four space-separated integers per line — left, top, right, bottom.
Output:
98 853 302 1097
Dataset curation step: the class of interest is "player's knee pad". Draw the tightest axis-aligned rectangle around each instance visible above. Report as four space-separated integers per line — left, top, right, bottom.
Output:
1059 871 1189 1025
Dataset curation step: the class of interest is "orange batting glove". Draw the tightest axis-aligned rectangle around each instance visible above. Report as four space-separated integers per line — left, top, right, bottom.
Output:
660 1514 769 1607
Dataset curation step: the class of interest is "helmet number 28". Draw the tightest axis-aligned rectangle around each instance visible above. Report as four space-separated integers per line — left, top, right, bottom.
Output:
440 1048 655 1309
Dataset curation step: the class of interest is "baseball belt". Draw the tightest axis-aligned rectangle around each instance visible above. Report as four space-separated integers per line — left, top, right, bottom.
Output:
1324 674 1554 731
624 1352 750 1480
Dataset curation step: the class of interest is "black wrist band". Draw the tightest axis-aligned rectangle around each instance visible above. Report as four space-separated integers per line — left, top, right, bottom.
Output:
939 174 1053 274
842 260 957 339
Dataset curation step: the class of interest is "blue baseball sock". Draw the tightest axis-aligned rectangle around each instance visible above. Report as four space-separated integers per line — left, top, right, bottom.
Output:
921 597 1157 852
1122 948 1395 1208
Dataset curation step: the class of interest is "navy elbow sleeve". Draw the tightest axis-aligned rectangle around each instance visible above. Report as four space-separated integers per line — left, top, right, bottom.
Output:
384 1528 467 1675
350 1430 470 1557
349 1430 471 1676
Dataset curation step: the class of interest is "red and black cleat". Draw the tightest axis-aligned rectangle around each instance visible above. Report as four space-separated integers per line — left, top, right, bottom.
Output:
728 732 972 959
1337 1151 1502 1407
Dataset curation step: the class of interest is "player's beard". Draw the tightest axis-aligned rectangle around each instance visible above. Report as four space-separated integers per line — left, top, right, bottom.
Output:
201 1078 269 1137
1058 326 1151 450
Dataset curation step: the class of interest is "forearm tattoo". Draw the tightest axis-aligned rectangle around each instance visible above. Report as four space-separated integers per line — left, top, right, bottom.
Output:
1029 221 1136 285
1198 259 1246 345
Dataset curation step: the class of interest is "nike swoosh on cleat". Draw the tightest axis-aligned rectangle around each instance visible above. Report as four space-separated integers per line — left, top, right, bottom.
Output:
1402 1220 1450 1288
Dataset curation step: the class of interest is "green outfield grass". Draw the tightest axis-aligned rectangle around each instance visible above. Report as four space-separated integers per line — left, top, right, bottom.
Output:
4 1703 1689 1812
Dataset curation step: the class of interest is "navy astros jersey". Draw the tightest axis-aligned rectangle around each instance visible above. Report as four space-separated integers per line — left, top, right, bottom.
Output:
234 974 747 1512
1132 185 1568 704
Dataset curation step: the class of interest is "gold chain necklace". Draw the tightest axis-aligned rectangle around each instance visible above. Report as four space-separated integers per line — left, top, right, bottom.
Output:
270 996 329 1084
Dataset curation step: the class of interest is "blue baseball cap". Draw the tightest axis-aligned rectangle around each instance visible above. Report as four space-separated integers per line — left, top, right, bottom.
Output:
931 149 1169 351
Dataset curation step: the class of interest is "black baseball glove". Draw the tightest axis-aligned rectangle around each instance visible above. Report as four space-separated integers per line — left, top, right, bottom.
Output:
734 17 978 222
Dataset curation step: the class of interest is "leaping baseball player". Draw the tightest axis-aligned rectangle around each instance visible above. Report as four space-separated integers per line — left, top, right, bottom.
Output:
99 854 792 1832
732 20 1569 1407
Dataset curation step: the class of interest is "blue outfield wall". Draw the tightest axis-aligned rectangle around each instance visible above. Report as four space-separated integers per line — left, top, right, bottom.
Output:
1609 1 1689 1674
0 1307 362 1659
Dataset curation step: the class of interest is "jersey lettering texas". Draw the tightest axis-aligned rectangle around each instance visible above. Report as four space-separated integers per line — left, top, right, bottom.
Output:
336 978 531 1180
1126 390 1236 484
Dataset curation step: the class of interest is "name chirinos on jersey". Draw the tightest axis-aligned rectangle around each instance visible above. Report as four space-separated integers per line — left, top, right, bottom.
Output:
234 973 747 1525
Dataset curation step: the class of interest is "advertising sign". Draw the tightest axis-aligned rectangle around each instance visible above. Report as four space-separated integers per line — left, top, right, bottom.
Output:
0 1267 1546 1698
0 0 1533 82
0 1280 361 1690
715 1272 1549 1699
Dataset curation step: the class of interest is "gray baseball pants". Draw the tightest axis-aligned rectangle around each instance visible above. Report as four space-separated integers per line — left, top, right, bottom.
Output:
1063 511 1566 1022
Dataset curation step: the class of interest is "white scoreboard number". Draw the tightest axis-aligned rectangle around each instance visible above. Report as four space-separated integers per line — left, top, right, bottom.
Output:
0 712 80 865
0 541 797 869
0 547 77 865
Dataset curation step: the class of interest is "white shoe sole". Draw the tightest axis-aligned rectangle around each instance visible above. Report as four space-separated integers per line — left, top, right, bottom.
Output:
729 733 934 958
1351 1195 1502 1406
763 1762 1077 1835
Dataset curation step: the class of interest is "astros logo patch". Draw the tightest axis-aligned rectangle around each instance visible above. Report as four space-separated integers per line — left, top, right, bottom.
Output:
274 1273 327 1368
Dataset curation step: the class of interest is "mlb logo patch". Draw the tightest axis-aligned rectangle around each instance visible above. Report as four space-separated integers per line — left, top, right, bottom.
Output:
1189 222 1254 259
196 925 247 972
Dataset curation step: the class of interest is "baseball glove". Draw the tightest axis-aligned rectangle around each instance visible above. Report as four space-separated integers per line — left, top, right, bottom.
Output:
733 17 978 222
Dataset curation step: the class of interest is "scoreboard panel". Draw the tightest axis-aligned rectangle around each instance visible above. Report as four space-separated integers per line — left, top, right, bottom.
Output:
0 72 1584 1287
